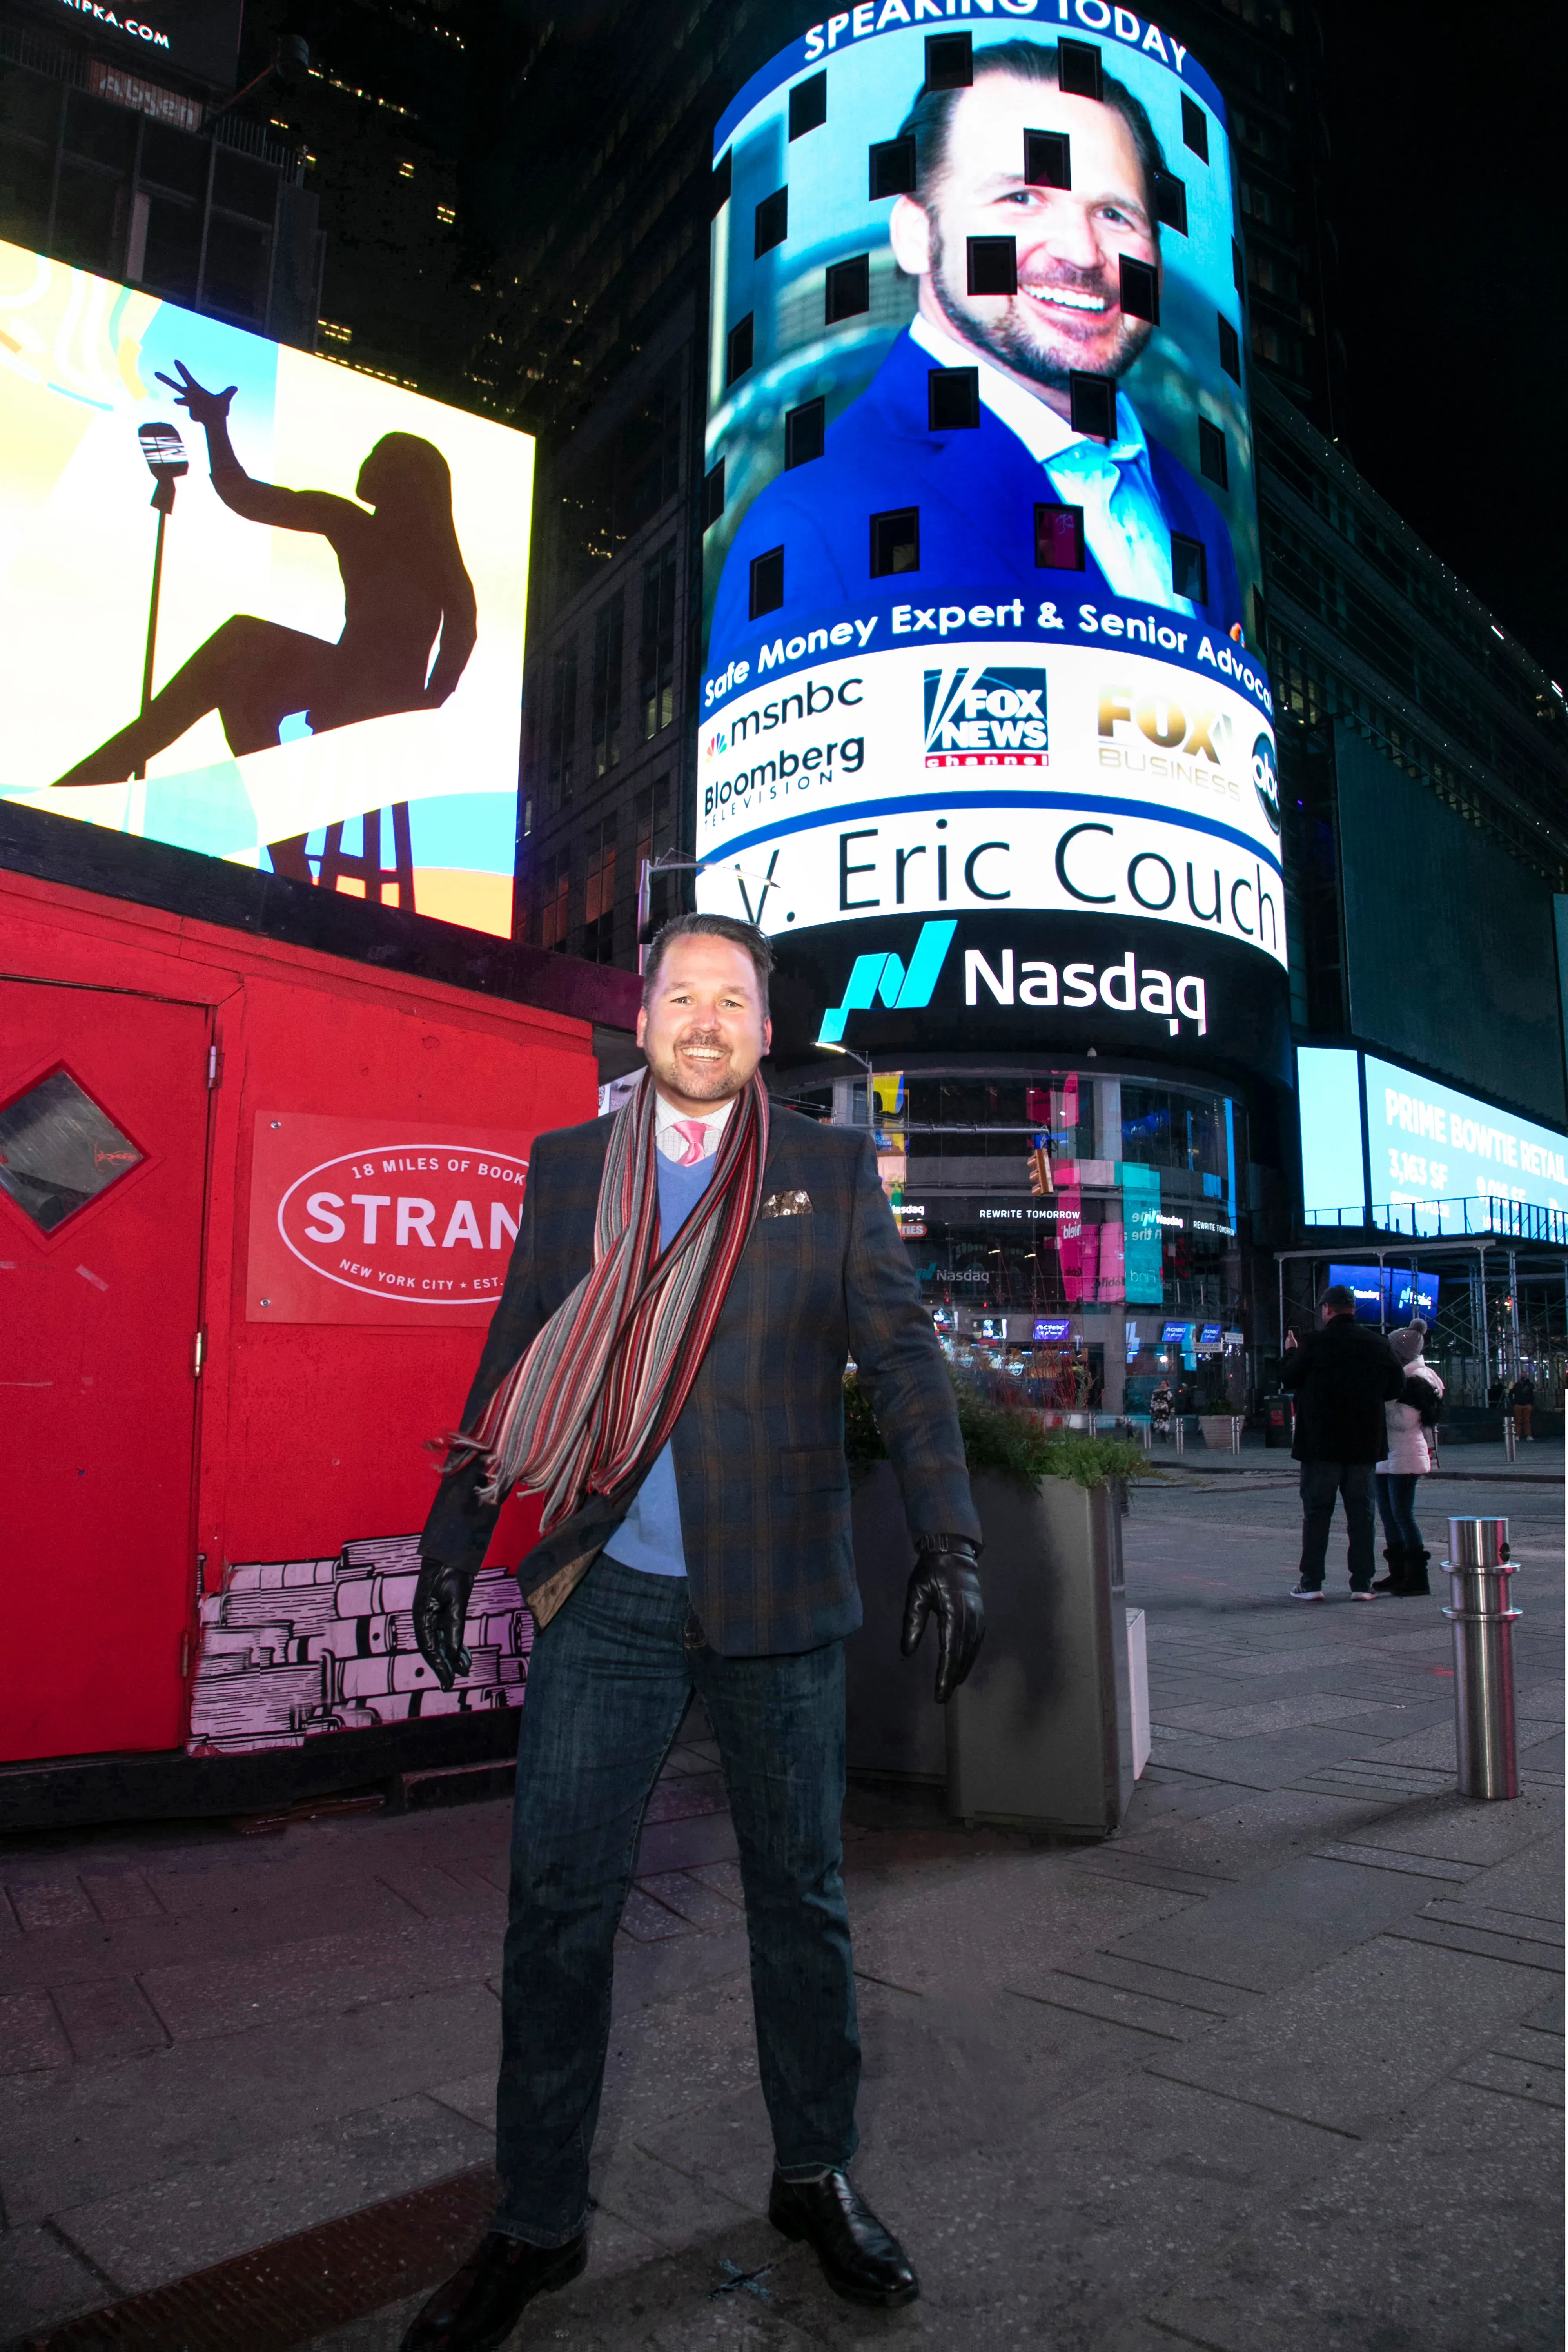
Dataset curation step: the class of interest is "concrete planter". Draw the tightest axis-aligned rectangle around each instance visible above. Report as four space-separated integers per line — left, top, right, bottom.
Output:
845 1463 1135 1837
946 1474 1134 1838
1198 1414 1241 1451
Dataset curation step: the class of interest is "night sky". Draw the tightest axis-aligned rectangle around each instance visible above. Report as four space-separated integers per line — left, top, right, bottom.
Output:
1314 0 1568 683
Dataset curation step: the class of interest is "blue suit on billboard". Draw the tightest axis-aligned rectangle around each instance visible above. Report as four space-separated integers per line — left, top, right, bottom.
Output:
710 329 1241 657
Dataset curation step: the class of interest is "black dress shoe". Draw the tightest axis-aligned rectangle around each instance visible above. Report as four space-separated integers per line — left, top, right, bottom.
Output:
768 2169 919 2308
399 2228 588 2351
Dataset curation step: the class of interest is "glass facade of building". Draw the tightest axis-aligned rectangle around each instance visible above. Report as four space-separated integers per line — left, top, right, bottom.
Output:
805 1063 1249 1418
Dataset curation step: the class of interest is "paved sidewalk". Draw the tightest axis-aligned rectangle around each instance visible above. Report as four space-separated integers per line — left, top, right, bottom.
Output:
0 1472 1561 2350
1147 1436 1563 1483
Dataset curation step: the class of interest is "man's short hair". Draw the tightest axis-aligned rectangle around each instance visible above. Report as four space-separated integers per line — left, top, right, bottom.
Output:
641 913 773 1010
897 38 1166 231
1323 1283 1358 1316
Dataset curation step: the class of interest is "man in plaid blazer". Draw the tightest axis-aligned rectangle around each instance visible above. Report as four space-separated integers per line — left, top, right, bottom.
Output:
402 915 983 2352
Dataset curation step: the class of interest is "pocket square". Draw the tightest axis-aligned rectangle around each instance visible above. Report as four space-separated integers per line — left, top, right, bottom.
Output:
760 1188 813 1218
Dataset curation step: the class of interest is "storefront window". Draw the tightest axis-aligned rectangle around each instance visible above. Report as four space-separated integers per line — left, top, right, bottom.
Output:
812 1063 1248 1416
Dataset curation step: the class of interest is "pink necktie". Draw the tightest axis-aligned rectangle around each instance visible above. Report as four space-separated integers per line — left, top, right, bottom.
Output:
672 1119 708 1167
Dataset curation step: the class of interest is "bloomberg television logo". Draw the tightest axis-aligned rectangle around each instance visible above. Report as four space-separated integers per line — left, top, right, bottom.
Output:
695 2 1287 1067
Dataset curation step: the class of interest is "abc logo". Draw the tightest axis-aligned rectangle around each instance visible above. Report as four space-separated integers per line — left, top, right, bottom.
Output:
1251 733 1280 834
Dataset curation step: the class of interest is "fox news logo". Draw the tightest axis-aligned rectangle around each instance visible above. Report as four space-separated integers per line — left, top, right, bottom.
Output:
923 665 1048 768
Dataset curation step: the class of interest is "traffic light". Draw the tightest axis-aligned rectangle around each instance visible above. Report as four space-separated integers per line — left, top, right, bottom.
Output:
1028 1145 1052 1195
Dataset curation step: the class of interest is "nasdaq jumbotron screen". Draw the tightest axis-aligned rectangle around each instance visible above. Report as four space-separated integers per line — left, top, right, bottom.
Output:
697 7 1285 1071
0 241 533 938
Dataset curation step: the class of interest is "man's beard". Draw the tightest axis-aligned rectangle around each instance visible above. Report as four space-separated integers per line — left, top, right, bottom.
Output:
929 220 1152 393
652 1027 744 1102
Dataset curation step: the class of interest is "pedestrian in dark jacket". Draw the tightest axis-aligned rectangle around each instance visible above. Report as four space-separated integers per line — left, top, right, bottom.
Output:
1508 1372 1536 1441
1280 1284 1405 1600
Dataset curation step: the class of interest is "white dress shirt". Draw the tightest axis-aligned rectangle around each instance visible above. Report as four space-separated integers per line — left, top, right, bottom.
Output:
653 1091 735 1162
909 311 1196 617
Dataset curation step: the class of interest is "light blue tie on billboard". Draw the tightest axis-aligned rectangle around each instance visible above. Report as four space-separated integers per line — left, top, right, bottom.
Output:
819 920 956 1043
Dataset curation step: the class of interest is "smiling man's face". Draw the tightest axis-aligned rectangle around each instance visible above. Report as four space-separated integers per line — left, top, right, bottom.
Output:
636 935 771 1116
891 72 1157 416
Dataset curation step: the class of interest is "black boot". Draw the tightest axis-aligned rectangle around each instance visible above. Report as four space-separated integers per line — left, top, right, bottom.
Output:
1397 1548 1432 1597
399 2229 587 2351
769 2169 919 2308
1372 1544 1406 1593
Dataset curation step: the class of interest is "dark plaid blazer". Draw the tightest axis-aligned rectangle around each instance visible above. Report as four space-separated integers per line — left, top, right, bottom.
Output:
420 1100 979 1655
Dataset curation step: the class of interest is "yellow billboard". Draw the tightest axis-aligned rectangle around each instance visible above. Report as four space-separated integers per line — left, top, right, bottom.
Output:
0 240 534 937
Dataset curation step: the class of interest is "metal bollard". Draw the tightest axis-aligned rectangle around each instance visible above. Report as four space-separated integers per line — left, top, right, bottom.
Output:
1443 1517 1520 1800
1231 1414 1243 1454
1503 1413 1517 1462
1173 1415 1185 1455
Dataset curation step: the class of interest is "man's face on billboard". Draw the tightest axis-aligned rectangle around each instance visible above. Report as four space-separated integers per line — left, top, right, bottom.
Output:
891 73 1158 407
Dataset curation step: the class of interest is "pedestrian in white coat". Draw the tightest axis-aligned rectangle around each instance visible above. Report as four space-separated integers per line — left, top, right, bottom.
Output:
1373 1321 1444 1595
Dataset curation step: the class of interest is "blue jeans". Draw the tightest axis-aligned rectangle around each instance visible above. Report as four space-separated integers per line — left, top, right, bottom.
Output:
1376 1472 1424 1555
1298 1459 1377 1590
494 1555 859 2246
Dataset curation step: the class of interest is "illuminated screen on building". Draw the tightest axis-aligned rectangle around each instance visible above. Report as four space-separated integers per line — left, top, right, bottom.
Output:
697 6 1283 1068
0 242 533 939
1299 1047 1568 1229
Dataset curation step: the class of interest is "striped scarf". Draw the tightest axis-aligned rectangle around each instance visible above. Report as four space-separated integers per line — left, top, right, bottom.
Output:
446 1070 769 1534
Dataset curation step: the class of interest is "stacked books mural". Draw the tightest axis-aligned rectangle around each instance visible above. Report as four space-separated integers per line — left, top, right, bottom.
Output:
189 1534 530 1754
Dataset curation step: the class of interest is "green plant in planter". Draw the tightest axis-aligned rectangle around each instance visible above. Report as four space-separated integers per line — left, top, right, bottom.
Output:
843 1368 1152 1491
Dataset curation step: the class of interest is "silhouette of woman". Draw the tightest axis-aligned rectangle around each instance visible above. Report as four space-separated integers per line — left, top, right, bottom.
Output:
54 364 478 824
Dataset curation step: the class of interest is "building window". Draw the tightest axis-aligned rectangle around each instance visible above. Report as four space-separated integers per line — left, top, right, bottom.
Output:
639 544 677 738
825 254 870 323
635 775 673 937
1171 531 1209 606
870 507 919 577
590 592 624 779
785 396 826 470
967 236 1016 296
726 312 754 385
789 71 827 139
927 367 980 432
1068 372 1116 440
1119 255 1158 323
1153 170 1187 234
1198 418 1229 490
546 641 577 809
583 819 617 962
1024 127 1071 187
869 135 918 200
1058 39 1102 100
1035 503 1086 570
925 31 972 88
1218 315 1241 382
538 849 570 951
1181 94 1209 161
754 186 787 258
750 546 784 619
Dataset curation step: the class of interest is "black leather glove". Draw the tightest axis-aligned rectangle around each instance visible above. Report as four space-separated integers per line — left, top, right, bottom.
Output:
901 1535 985 1703
412 1556 477 1692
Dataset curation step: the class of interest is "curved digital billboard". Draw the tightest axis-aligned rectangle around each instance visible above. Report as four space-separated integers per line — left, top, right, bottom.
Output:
697 6 1285 1073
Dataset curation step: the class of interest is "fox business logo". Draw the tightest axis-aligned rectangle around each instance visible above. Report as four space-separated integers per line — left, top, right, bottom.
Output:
1096 686 1231 764
924 665 1048 768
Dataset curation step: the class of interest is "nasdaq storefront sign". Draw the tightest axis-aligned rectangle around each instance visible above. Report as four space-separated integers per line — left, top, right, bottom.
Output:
810 909 1285 1071
697 2 1284 1069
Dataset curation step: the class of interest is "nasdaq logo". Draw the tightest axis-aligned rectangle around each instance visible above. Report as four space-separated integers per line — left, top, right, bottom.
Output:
923 665 1048 768
819 921 957 1042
